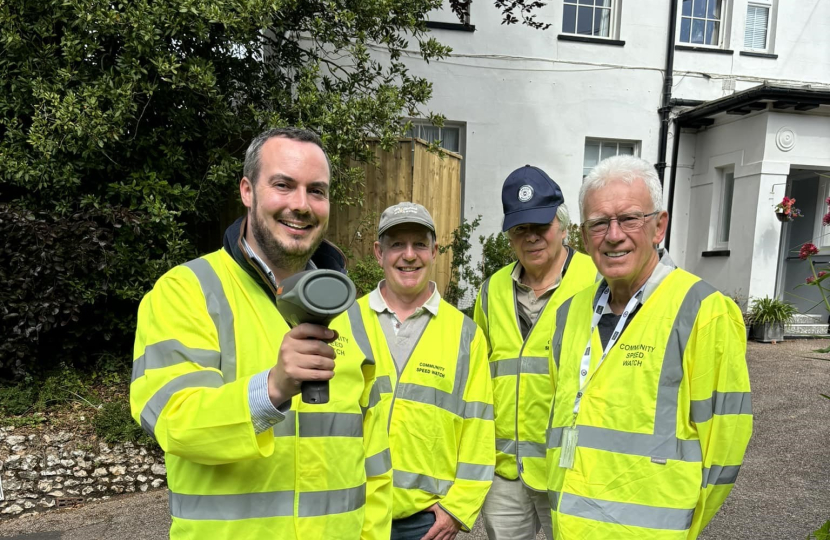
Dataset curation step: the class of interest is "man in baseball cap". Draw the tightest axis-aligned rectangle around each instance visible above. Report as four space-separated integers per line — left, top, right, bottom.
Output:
344 201 495 540
475 166 597 540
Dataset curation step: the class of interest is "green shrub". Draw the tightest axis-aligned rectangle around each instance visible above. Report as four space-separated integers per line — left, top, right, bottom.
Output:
566 223 587 254
349 255 385 298
0 385 37 416
747 296 798 325
94 401 154 445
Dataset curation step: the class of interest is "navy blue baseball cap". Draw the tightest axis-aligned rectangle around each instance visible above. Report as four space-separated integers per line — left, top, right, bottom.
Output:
501 165 565 232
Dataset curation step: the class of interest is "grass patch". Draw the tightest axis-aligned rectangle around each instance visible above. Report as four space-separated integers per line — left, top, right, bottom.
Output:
93 401 155 445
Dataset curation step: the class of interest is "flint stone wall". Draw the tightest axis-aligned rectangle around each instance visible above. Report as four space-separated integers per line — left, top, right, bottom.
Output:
0 427 166 519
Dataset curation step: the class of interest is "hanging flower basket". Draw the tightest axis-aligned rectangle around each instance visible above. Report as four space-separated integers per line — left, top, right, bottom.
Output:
774 197 802 222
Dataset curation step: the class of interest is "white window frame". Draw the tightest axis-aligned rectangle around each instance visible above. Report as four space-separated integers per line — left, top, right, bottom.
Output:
582 138 640 178
713 167 735 250
677 0 731 49
744 0 776 53
561 0 621 40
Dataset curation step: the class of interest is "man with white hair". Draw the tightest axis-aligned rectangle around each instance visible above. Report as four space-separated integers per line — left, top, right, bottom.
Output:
474 165 597 540
545 155 752 539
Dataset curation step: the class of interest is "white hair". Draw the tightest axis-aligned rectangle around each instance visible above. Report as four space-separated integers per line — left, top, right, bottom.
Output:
556 203 570 230
579 155 663 220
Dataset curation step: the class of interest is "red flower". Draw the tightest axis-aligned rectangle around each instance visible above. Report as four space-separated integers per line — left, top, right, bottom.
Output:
825 197 830 206
807 276 816 284
823 213 830 226
800 243 820 260
820 271 828 279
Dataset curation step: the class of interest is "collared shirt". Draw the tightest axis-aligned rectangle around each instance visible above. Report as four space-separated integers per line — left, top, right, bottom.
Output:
368 280 441 371
241 236 316 434
596 249 676 348
512 247 575 339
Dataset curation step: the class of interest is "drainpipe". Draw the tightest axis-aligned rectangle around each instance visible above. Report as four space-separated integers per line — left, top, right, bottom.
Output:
656 0 679 184
664 117 682 251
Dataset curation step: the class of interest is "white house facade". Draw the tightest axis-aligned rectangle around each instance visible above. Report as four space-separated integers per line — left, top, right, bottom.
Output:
391 0 830 316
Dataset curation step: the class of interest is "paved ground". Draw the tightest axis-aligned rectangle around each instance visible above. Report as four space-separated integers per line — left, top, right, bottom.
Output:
1 340 828 539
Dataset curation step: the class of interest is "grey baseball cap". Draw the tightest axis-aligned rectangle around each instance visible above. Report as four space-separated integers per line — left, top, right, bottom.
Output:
377 202 436 237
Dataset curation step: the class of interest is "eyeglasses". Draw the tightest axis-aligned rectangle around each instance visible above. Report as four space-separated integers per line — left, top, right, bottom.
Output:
582 211 659 236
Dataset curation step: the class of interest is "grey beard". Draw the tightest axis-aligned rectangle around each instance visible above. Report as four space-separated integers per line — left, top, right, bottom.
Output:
249 208 324 276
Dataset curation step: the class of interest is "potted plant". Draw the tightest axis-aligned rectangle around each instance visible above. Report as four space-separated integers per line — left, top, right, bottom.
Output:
774 196 803 222
747 296 797 343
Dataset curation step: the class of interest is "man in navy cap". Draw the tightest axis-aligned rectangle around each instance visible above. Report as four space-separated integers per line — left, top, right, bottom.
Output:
473 166 597 539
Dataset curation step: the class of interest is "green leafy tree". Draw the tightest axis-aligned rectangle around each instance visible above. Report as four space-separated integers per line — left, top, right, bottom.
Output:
0 0 449 379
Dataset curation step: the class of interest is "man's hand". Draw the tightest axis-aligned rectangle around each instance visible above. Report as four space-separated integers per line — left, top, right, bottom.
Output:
268 323 337 407
421 504 461 540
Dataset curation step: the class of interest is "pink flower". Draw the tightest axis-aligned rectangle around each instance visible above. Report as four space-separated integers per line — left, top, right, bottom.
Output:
807 276 816 284
820 271 828 279
825 197 830 206
800 243 820 260
823 213 830 226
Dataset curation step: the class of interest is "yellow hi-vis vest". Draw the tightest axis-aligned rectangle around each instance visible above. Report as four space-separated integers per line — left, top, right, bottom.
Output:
474 250 597 490
130 249 392 540
546 269 753 539
347 295 495 531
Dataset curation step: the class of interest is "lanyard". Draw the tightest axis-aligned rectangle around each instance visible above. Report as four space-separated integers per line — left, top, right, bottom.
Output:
572 285 644 416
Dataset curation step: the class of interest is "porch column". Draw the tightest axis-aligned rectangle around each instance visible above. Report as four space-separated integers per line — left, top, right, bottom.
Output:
745 162 791 300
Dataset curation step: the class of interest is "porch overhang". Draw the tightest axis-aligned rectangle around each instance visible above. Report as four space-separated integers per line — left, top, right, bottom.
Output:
675 82 830 129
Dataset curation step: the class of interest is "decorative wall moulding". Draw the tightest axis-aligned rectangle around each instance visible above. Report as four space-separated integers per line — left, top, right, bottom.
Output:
776 127 796 152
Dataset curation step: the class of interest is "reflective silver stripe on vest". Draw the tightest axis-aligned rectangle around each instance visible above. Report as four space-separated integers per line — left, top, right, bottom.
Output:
396 383 461 416
496 438 516 454
552 297 574 371
481 276 491 320
140 371 224 437
558 493 695 531
375 375 393 394
546 425 703 462
547 280 716 464
170 490 294 520
456 462 495 482
394 470 453 496
272 411 363 438
365 448 392 477
347 303 375 366
690 391 753 423
184 258 237 382
490 358 518 378
701 464 741 488
521 356 548 375
362 384 382 416
169 485 366 520
547 490 561 510
454 318 477 398
300 484 366 517
463 401 495 420
132 339 221 382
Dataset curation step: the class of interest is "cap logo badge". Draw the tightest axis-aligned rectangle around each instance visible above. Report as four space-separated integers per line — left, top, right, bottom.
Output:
518 185 534 202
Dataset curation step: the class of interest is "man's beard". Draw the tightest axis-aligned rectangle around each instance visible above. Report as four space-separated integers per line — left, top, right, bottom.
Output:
249 197 326 275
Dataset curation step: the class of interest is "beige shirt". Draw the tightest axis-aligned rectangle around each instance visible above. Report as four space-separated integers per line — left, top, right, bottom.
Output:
367 281 441 371
512 247 575 337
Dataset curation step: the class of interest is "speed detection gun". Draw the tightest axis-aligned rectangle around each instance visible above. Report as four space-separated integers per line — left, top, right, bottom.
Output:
275 270 357 405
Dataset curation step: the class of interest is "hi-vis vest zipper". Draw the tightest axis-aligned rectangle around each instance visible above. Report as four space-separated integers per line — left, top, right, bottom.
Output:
474 250 597 490
546 269 752 539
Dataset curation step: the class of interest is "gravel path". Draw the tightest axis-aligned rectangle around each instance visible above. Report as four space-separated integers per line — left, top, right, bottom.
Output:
1 340 828 539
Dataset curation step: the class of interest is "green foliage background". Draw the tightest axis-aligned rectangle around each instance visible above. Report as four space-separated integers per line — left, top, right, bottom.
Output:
0 0 449 380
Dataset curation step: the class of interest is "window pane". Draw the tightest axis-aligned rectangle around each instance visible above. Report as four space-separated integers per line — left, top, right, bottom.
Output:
705 21 719 45
578 0 593 5
745 6 769 49
583 167 593 177
421 125 440 144
619 144 635 155
708 0 721 19
584 143 600 168
693 0 706 18
691 18 705 44
595 7 611 37
682 0 692 16
577 6 594 34
600 143 617 161
441 127 460 152
563 4 577 33
720 172 734 243
680 17 691 42
595 0 611 6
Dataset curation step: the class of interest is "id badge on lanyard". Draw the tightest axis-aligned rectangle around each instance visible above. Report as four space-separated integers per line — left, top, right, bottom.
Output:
558 285 644 469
